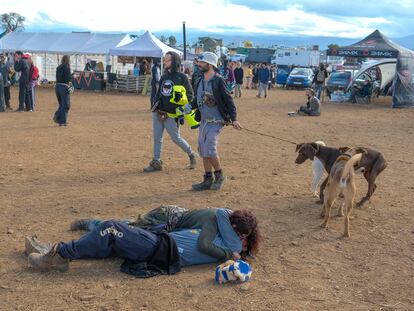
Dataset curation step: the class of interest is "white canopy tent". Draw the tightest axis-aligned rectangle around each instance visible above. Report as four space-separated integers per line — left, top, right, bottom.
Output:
0 32 133 81
109 30 182 58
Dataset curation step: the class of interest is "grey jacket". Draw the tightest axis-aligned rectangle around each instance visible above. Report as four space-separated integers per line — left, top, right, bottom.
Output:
0 63 11 87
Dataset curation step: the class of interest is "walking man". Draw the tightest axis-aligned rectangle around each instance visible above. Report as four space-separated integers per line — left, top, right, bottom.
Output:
257 63 270 98
182 52 242 191
234 62 244 98
13 51 31 112
144 51 197 172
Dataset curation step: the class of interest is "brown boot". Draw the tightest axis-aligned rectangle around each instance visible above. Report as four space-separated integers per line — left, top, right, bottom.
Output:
25 236 52 255
28 244 69 272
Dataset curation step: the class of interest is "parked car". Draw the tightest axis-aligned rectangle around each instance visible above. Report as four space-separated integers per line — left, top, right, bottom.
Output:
229 54 247 63
276 65 292 85
285 68 314 89
326 70 353 94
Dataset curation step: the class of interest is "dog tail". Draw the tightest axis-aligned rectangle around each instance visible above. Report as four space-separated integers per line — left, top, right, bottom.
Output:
340 154 362 188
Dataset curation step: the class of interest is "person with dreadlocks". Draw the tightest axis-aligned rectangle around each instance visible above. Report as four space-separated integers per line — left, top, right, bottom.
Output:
144 51 197 172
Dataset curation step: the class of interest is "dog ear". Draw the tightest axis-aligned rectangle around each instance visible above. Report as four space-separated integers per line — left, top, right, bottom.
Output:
295 143 304 152
310 142 320 153
302 144 316 160
339 146 350 153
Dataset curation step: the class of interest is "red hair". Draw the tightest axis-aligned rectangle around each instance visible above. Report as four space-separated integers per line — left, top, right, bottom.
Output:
230 210 262 258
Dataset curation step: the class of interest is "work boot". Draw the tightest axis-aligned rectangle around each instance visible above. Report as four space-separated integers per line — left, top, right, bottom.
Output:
211 170 226 191
70 219 91 231
192 174 213 191
188 153 197 169
28 244 69 272
24 236 52 255
143 159 163 172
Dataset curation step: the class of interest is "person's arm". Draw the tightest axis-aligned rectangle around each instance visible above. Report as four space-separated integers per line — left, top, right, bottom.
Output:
197 221 233 261
14 60 22 72
218 77 237 121
241 68 244 80
312 70 318 84
215 209 242 253
182 73 193 103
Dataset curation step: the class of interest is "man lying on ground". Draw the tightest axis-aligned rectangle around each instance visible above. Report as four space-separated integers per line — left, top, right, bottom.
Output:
26 208 261 277
70 206 261 261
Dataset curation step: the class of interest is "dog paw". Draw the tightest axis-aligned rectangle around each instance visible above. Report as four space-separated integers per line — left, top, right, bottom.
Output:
343 232 350 238
320 223 328 228
336 213 344 217
316 200 323 204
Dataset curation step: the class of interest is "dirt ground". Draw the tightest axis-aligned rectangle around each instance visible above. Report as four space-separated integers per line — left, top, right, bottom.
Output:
0 85 413 311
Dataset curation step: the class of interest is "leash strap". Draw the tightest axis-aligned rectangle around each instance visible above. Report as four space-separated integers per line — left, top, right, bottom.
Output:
242 127 297 145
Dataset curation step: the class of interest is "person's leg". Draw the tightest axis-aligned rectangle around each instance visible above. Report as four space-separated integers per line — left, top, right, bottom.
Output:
4 86 11 109
58 220 158 261
264 82 268 97
31 86 36 111
152 112 165 161
58 85 69 125
164 117 194 156
18 85 25 111
25 87 32 111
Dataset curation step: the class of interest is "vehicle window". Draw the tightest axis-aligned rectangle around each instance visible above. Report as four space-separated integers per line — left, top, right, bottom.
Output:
291 69 311 75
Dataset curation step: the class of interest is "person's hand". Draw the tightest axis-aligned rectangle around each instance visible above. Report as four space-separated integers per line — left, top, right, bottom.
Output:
232 120 242 130
232 252 241 260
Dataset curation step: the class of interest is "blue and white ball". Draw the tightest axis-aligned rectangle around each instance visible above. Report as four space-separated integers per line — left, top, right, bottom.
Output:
215 260 252 284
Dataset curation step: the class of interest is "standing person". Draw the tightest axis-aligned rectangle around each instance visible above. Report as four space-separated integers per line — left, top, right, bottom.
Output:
144 51 197 172
222 61 235 94
150 59 161 107
0 69 5 112
13 51 31 112
233 62 244 98
312 63 328 100
257 63 270 98
54 55 73 127
245 64 253 89
191 57 203 92
252 64 259 89
181 52 242 191
0 53 11 110
27 54 39 111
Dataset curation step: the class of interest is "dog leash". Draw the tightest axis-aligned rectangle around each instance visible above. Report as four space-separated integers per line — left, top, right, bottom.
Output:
242 127 297 145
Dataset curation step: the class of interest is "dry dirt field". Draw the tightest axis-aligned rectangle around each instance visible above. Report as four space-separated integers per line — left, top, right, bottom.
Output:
0 86 413 311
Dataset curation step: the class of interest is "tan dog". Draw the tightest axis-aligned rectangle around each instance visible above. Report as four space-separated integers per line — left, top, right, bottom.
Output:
320 153 362 237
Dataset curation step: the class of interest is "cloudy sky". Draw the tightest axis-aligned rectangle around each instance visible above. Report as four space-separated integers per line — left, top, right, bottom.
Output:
2 0 413 38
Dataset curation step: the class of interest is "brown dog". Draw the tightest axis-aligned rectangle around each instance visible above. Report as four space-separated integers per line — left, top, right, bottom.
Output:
341 147 387 207
321 153 362 237
295 143 344 203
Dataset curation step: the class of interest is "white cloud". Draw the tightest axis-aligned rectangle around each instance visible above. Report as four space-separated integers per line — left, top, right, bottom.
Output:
2 0 394 37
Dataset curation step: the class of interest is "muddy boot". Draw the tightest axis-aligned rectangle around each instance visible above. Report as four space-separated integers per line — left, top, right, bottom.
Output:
24 236 52 255
70 219 91 231
28 244 69 272
192 173 213 191
143 159 163 172
188 153 197 169
210 170 226 191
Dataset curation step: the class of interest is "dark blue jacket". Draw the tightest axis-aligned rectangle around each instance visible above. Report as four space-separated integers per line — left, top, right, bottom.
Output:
258 68 270 83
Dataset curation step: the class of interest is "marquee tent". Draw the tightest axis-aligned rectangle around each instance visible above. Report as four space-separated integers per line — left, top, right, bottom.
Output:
109 30 182 58
328 30 414 108
0 32 133 81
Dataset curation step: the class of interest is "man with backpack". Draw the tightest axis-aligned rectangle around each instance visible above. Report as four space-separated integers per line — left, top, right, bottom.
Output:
312 63 328 100
27 54 39 111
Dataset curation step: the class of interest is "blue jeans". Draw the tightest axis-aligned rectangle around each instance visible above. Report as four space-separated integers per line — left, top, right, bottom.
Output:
315 84 324 100
57 220 159 261
55 84 71 125
152 112 193 161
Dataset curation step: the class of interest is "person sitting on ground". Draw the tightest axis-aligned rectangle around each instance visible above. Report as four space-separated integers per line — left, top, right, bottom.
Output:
70 206 261 260
351 79 372 103
26 208 261 275
295 88 321 116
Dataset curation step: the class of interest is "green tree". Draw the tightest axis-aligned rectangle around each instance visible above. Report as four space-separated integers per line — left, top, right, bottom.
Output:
1 12 25 32
243 40 253 48
159 35 167 44
328 43 340 49
168 35 177 47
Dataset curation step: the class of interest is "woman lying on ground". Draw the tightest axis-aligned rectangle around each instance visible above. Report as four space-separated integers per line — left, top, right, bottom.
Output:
26 208 261 276
70 206 261 260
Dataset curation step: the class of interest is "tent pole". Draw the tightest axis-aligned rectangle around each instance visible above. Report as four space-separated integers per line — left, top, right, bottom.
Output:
44 52 46 81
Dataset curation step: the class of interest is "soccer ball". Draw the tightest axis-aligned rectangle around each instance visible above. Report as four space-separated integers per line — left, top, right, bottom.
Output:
215 260 252 284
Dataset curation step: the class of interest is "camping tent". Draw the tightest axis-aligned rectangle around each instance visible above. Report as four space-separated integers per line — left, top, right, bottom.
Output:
109 31 182 58
0 32 133 81
327 30 414 108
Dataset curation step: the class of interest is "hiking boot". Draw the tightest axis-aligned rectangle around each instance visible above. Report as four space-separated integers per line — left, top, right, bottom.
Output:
24 236 52 255
28 244 69 272
211 171 226 191
192 174 213 191
70 219 91 231
188 153 197 169
143 159 163 172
